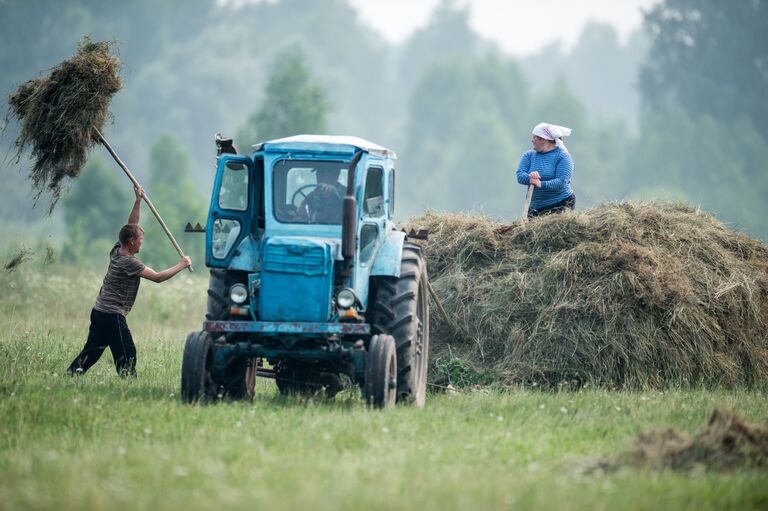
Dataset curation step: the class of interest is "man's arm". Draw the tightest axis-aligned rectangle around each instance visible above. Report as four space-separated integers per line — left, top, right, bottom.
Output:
139 256 192 283
128 185 143 224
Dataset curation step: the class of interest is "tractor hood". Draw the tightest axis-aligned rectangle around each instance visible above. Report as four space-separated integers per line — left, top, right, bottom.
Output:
258 236 339 322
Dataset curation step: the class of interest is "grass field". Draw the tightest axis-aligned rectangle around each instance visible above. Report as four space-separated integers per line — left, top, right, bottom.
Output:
1 262 767 510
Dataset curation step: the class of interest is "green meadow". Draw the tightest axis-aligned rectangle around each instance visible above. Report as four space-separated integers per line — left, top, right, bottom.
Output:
1 263 766 510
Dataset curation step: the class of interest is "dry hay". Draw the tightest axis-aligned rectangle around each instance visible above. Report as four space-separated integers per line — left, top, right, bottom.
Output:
44 244 56 265
4 246 34 272
611 407 768 472
408 202 768 389
5 37 122 211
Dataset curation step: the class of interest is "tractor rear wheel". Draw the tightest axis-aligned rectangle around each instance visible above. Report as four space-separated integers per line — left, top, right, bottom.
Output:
371 243 430 407
364 334 397 408
180 331 219 404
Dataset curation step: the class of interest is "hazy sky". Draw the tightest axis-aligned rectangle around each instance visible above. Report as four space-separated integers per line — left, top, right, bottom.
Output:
349 0 662 56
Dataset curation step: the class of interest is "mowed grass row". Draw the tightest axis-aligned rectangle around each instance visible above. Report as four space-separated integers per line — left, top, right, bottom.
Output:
1 263 767 510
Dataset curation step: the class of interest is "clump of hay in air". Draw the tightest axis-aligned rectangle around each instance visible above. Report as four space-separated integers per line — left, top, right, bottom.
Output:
4 246 34 272
611 407 768 472
44 244 56 265
408 202 768 389
5 37 122 211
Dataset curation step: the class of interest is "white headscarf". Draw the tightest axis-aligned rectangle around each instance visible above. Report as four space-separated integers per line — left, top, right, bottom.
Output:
532 122 572 153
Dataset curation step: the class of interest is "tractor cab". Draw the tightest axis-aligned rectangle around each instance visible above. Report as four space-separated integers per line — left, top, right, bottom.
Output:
181 135 429 408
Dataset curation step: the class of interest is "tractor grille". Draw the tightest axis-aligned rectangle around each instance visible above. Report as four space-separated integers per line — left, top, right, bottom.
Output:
263 243 328 276
259 237 335 322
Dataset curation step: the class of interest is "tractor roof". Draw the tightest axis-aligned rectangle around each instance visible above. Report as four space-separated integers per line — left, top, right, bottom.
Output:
252 134 397 160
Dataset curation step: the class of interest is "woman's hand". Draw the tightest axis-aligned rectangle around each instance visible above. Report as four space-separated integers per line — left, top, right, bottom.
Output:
529 171 540 179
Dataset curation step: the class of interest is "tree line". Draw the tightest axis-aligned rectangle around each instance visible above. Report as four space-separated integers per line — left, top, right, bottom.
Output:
1 0 766 268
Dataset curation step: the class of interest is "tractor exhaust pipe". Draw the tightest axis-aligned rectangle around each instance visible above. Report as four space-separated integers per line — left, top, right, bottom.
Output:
342 150 364 274
342 197 356 260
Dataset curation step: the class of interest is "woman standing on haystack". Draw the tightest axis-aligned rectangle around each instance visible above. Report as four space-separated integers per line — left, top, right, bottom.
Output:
516 122 575 218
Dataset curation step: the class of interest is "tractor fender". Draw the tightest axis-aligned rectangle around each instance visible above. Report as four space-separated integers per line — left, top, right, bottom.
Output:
370 230 405 278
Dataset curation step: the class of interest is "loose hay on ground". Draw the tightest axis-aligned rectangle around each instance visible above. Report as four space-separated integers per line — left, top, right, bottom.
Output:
408 202 768 389
612 407 768 472
5 37 122 211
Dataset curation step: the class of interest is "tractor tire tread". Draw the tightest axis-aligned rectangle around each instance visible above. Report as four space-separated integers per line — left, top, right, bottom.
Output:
391 290 416 306
371 302 395 321
389 313 415 332
180 331 217 404
369 243 429 408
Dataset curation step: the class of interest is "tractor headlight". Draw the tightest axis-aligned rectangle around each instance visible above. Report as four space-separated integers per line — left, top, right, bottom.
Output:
229 283 248 304
336 288 357 309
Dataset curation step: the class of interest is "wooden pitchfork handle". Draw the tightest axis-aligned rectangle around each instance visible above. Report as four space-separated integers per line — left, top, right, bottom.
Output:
522 183 534 223
426 279 452 329
95 129 193 272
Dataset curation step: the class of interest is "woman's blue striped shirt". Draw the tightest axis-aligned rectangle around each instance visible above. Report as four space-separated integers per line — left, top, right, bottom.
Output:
515 147 574 209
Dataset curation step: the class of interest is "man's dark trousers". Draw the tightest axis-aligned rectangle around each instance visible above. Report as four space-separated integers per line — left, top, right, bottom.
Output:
68 308 137 377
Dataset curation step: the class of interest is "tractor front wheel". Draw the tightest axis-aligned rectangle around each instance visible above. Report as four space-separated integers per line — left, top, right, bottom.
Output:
364 334 397 408
180 331 219 404
223 357 259 401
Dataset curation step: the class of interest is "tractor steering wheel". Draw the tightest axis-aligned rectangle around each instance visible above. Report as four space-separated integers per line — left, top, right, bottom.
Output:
291 184 343 208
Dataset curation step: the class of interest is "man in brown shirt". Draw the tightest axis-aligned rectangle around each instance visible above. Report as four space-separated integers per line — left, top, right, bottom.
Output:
67 185 192 377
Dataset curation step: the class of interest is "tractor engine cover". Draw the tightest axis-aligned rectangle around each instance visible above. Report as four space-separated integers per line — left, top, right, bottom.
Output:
258 236 336 322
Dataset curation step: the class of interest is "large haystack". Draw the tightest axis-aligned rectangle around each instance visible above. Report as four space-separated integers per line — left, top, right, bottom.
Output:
408 202 768 388
5 37 122 211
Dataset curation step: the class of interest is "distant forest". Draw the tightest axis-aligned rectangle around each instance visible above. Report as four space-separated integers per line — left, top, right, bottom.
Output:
2 0 766 262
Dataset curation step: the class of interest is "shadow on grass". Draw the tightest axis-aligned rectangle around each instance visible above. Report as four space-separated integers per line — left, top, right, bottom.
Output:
6 371 378 411
257 386 363 411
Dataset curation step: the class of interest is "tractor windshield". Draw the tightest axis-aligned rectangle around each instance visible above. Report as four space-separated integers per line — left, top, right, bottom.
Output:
273 159 348 224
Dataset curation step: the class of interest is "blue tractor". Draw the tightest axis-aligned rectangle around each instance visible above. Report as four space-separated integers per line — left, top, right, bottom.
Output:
180 135 430 408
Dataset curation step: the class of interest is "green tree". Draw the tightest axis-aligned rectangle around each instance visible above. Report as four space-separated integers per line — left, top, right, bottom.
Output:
401 56 631 219
140 134 206 269
522 23 647 128
632 0 768 240
527 78 588 130
640 0 768 140
61 156 131 262
399 1 480 92
628 102 768 239
236 47 330 147
400 56 529 218
527 78 629 207
0 0 214 91
0 167 50 222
